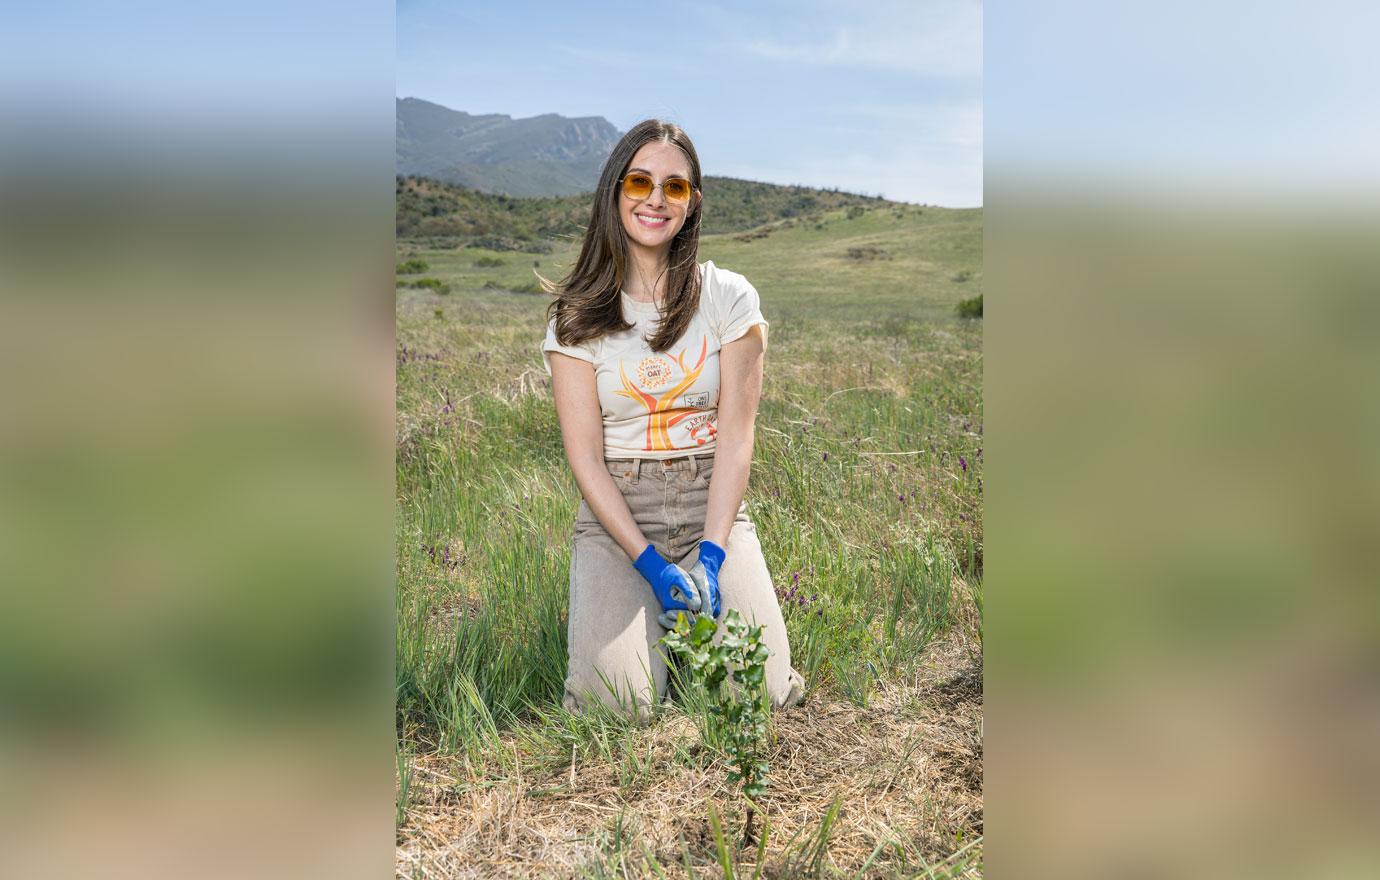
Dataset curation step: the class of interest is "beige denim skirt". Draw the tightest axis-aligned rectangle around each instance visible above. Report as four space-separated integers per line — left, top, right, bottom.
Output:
563 451 806 723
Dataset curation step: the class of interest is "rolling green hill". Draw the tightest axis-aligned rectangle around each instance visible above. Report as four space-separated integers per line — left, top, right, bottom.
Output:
396 174 919 249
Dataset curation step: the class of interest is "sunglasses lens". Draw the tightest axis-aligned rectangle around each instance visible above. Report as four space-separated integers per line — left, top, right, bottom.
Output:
622 173 694 203
623 174 653 199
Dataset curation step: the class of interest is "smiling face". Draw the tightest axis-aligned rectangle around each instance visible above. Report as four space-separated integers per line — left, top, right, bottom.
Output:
618 140 700 258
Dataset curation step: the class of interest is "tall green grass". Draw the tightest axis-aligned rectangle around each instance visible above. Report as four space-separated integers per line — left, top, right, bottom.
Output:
396 205 982 751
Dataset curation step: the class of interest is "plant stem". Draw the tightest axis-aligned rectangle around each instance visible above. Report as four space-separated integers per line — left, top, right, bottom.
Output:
742 805 757 848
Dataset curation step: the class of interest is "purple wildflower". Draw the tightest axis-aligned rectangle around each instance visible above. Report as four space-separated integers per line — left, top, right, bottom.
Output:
792 571 800 585
959 455 968 472
899 494 905 503
823 451 829 462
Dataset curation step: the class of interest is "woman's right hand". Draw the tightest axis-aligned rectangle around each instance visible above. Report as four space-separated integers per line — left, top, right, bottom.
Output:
633 544 703 629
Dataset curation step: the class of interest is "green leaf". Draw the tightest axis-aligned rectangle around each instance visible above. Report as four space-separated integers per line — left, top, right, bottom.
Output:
691 615 718 641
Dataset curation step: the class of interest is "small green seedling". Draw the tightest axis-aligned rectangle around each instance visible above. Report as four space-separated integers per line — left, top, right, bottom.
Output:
660 609 772 846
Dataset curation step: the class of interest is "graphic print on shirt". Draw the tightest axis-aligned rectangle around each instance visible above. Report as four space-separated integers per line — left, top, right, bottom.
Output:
615 334 715 451
679 410 718 446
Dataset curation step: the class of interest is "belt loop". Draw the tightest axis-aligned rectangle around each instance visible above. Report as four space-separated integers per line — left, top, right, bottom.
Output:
688 452 699 480
632 458 642 481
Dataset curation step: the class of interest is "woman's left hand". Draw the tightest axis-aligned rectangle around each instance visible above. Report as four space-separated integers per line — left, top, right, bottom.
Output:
686 539 726 619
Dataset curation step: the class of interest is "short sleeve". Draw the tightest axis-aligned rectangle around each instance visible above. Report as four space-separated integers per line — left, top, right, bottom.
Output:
542 317 597 375
718 276 769 351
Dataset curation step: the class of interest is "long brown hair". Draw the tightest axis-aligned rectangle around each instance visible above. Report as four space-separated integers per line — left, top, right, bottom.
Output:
539 119 703 354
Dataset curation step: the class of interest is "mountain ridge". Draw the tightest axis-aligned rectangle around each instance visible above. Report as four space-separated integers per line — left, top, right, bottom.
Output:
396 97 622 197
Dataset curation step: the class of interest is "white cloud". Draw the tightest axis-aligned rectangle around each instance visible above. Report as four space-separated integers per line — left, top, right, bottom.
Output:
735 0 982 79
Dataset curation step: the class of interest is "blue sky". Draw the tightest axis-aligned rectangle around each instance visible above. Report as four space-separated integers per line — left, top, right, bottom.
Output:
7 1 1374 202
398 0 983 206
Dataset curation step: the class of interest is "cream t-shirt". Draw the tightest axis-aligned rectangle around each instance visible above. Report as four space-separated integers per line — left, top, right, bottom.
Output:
541 259 769 460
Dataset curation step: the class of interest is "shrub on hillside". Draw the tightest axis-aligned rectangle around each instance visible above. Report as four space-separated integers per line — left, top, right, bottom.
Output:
396 258 429 274
846 246 891 261
467 236 552 254
957 293 983 318
401 277 451 295
473 256 505 267
482 279 543 294
733 229 771 243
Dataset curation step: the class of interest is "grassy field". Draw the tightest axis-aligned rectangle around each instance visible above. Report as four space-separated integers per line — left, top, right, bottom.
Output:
395 197 984 878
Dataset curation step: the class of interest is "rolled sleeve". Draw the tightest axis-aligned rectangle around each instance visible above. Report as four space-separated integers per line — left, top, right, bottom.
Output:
542 317 596 375
719 278 769 352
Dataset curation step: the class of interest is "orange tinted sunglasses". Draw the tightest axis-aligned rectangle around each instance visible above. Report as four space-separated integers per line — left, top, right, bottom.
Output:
618 171 696 204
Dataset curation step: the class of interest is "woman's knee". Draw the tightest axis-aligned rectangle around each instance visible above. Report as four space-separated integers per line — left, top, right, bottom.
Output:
564 682 659 726
565 656 664 719
768 669 806 711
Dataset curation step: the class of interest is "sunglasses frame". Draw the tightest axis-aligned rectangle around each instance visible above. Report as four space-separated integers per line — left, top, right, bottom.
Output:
617 172 698 204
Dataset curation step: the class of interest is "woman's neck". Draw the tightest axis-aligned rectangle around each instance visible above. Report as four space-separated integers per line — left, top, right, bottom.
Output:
624 246 670 304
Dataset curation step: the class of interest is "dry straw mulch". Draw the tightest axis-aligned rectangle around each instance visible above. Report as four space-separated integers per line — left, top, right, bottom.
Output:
397 630 982 878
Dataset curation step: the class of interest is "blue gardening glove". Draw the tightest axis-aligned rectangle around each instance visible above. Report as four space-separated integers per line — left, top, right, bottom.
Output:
634 543 703 629
685 539 726 620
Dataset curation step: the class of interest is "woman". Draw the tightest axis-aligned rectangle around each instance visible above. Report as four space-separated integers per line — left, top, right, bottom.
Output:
540 119 806 724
